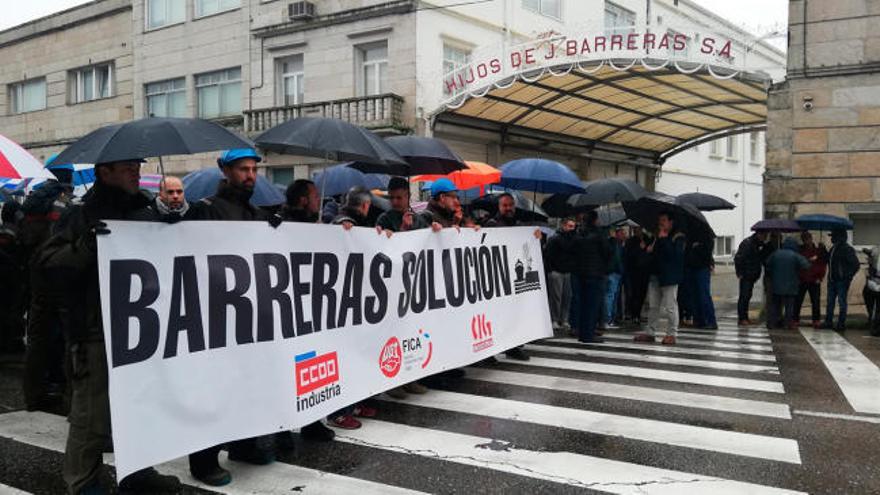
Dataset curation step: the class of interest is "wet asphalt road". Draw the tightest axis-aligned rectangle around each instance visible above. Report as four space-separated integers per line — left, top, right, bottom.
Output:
0 307 879 495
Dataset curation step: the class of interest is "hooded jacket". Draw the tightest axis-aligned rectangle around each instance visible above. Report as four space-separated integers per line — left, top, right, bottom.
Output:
765 238 810 296
828 233 860 282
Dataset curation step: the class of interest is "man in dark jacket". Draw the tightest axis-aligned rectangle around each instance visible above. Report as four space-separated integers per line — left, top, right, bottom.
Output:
624 226 651 324
419 178 460 230
686 237 717 329
573 211 610 344
765 238 810 329
377 177 429 232
0 201 25 354
823 229 860 331
39 159 180 494
189 148 276 486
734 231 768 325
545 217 577 332
149 175 192 222
635 213 686 345
279 179 321 223
795 231 827 328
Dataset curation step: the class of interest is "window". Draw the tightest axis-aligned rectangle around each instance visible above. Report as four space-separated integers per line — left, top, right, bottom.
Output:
195 0 239 18
852 214 880 246
147 0 185 29
277 55 304 106
714 236 734 257
604 1 636 34
523 0 561 19
272 167 295 186
442 43 470 95
709 139 721 157
196 68 241 119
8 78 46 114
749 131 761 163
146 78 186 117
357 42 388 97
69 63 113 104
725 135 738 160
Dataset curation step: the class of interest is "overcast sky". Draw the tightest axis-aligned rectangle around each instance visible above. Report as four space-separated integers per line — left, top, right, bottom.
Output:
0 0 789 47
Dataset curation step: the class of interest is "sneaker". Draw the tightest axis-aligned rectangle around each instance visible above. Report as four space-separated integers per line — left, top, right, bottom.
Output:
403 382 429 394
505 347 530 361
353 404 377 418
330 415 362 429
661 335 677 345
385 386 408 399
633 334 656 343
228 446 275 465
274 431 296 451
119 467 182 492
300 421 335 442
606 322 620 329
190 465 231 487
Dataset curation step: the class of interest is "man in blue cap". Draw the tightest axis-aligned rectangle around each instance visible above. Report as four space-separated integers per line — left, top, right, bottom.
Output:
191 148 268 221
420 178 461 230
189 149 274 486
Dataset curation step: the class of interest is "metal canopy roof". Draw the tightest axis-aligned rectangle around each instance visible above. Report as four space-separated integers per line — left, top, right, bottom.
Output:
436 61 771 163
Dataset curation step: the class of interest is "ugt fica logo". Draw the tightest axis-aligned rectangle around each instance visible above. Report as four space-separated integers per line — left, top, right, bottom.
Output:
379 330 433 379
513 243 541 294
471 314 494 352
295 350 341 412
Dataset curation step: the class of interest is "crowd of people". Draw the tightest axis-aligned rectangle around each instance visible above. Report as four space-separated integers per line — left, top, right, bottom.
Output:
1 147 878 494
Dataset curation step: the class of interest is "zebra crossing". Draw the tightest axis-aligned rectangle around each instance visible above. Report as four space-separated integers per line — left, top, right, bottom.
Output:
0 321 813 494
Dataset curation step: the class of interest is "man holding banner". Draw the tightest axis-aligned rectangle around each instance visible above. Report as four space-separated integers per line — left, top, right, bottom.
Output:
39 159 181 494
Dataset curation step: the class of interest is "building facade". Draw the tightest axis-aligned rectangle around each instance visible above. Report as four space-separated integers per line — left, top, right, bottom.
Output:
0 0 781 240
766 0 880 246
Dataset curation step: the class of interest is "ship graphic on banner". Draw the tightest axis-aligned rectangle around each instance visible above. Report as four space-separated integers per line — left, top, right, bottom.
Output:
513 242 541 294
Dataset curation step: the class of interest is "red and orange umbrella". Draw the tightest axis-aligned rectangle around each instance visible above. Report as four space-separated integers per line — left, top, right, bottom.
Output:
412 161 500 192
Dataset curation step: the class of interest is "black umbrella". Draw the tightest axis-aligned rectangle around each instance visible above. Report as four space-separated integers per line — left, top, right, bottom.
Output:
254 117 407 167
54 117 253 165
677 192 735 211
567 178 648 209
362 135 466 175
466 189 548 223
597 206 629 228
541 193 595 218
752 219 802 233
623 193 715 241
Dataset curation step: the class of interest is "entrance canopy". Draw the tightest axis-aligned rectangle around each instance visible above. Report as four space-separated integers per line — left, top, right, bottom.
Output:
432 27 773 164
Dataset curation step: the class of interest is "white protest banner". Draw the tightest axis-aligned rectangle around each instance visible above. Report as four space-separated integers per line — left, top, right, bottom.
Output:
97 221 552 479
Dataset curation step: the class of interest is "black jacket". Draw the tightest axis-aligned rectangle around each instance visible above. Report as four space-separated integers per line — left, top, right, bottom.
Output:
332 207 372 227
544 229 578 273
828 241 860 282
279 205 319 224
191 180 268 221
39 183 156 343
735 234 766 280
376 209 430 232
419 201 456 228
685 239 715 270
573 226 610 278
485 214 517 228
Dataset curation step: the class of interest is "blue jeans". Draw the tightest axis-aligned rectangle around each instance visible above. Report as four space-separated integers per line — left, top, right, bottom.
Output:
605 273 623 324
693 267 717 327
825 279 851 328
577 276 604 341
569 273 582 330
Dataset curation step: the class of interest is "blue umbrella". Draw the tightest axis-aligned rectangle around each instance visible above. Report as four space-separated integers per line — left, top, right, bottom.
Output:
796 214 853 231
499 158 584 194
182 167 284 207
313 163 389 197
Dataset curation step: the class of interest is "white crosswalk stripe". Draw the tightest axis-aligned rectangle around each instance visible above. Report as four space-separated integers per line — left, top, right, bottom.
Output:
549 337 777 361
0 483 31 495
464 367 792 419
526 343 780 373
337 420 806 495
599 333 775 352
800 328 880 414
0 325 809 494
0 412 426 495
382 389 801 463
495 355 786 393
681 328 770 337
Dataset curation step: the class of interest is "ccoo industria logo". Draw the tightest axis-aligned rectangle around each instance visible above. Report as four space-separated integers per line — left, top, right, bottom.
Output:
513 243 541 294
379 330 433 379
471 314 494 352
295 350 341 412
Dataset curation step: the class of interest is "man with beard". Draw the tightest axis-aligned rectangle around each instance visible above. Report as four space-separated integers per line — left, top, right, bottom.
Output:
39 159 181 494
188 149 275 486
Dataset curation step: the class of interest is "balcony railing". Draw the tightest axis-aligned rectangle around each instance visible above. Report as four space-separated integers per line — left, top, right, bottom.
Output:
244 93 406 134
